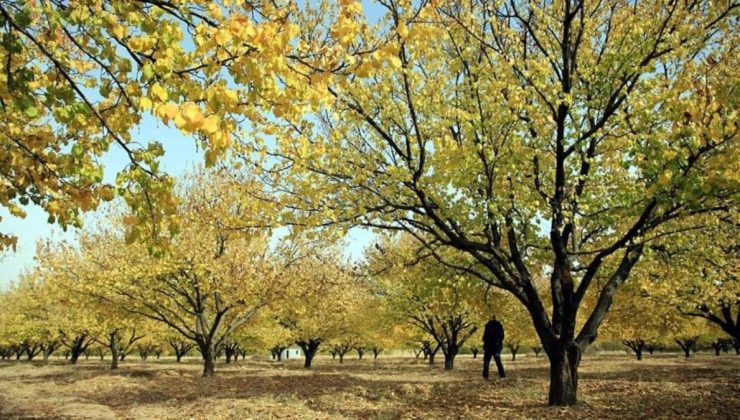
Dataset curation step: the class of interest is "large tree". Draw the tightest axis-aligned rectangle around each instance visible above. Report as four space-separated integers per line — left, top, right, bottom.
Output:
236 0 739 405
42 172 288 376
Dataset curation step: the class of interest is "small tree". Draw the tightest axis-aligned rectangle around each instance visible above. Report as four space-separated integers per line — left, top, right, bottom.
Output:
676 336 700 358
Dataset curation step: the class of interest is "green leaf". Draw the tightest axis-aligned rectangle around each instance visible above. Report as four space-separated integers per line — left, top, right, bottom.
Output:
24 106 39 118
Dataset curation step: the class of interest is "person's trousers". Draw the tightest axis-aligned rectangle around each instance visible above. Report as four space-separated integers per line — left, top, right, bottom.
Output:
483 349 505 378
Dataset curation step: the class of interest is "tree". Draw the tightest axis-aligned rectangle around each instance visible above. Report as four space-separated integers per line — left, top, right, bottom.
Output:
368 235 487 370
654 217 739 349
167 337 194 363
39 261 102 365
236 310 294 361
238 0 739 405
359 297 404 362
0 273 64 362
41 171 289 376
673 317 711 358
602 273 684 361
277 254 364 369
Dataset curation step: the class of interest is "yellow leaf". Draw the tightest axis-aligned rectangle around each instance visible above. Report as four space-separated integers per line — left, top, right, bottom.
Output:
139 97 153 110
201 116 219 134
397 22 409 39
214 29 231 46
150 83 168 102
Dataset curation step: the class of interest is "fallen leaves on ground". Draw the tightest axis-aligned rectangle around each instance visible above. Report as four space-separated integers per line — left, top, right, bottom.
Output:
0 353 738 419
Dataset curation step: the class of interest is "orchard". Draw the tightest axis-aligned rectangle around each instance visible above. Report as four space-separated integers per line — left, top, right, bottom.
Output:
0 0 737 418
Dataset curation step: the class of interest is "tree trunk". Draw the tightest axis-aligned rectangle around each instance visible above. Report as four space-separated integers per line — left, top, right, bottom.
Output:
202 350 215 377
443 352 455 370
298 339 321 369
69 349 82 364
547 344 581 406
372 347 382 360
339 353 344 363
203 355 215 377
42 346 54 362
176 353 183 363
199 342 215 377
109 333 120 370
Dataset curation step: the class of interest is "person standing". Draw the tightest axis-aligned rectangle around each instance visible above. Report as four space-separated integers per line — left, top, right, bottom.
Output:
482 314 506 379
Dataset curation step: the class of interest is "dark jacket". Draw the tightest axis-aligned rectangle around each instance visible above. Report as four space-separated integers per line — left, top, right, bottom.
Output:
482 319 504 352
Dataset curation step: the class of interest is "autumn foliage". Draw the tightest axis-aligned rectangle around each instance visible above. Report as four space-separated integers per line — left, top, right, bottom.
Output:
0 0 738 411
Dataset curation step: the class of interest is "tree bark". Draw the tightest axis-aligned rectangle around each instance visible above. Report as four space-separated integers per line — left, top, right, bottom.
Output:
443 352 455 370
109 332 120 370
199 343 216 377
69 349 82 364
547 344 581 406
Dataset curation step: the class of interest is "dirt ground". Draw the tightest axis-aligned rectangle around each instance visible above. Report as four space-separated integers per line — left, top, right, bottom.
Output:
0 352 738 419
